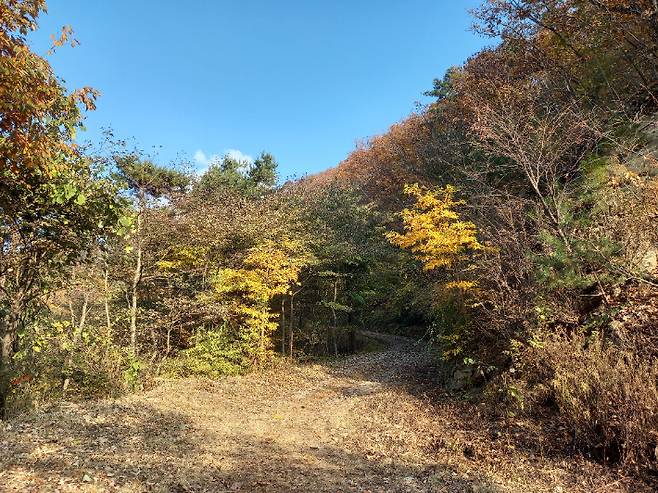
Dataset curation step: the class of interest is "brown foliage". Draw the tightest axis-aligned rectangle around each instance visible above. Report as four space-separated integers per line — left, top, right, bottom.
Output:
0 0 97 176
535 332 658 470
472 0 658 111
311 114 433 209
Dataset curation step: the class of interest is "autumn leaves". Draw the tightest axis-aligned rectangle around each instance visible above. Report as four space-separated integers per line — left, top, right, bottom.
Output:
386 183 484 292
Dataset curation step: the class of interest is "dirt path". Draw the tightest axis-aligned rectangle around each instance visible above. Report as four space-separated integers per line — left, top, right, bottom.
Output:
0 332 652 492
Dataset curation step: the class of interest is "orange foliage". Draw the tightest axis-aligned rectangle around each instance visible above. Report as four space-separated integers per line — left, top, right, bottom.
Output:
306 114 432 207
0 0 97 177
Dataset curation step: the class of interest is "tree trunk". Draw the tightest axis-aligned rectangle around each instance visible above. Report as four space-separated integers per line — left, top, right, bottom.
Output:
331 279 338 356
63 292 89 393
0 312 19 420
259 323 265 360
349 326 356 352
103 267 112 345
288 293 295 358
297 308 303 353
280 297 286 356
347 311 355 352
166 326 172 356
130 211 143 356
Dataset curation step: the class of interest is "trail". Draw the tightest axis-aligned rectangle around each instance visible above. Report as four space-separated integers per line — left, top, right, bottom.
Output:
0 333 650 492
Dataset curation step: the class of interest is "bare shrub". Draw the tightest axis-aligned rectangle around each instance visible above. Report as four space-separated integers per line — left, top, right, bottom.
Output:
537 332 658 470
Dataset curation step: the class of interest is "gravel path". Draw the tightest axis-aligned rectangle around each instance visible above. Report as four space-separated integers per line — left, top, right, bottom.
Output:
0 332 652 492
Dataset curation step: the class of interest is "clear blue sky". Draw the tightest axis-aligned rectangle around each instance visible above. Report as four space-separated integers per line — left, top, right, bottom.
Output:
30 1 490 179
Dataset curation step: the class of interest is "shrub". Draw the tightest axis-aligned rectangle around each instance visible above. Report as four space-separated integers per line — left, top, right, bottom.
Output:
8 320 132 415
537 333 658 470
164 327 246 378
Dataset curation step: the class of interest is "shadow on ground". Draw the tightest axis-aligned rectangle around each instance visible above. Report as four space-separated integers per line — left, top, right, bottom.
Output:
2 332 652 492
0 385 504 492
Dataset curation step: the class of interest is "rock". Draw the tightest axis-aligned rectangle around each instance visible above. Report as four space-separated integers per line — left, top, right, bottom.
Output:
82 473 93 483
447 366 474 391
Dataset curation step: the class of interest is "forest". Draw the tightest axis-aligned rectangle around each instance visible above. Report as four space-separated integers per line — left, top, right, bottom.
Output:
1 1 658 492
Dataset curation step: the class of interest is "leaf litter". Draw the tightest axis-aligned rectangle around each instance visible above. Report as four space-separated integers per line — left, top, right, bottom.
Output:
0 332 654 492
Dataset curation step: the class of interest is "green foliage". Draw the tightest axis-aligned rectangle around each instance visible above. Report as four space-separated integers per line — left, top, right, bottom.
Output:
579 155 610 196
249 152 278 190
534 229 622 292
427 297 471 360
196 156 249 195
165 327 246 378
319 301 353 313
424 66 461 101
4 1 658 479
0 14 123 412
122 355 143 392
195 152 279 197
9 318 129 410
114 154 190 199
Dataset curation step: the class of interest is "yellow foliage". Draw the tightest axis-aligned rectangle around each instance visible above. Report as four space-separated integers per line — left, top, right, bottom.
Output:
157 246 209 271
212 239 314 362
444 280 478 291
387 184 482 289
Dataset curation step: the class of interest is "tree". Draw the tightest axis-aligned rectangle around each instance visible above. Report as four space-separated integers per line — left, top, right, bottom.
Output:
195 152 279 197
472 0 658 110
196 155 249 195
0 1 121 417
113 155 189 355
213 239 313 363
248 152 278 190
0 0 98 179
386 184 482 283
463 79 595 247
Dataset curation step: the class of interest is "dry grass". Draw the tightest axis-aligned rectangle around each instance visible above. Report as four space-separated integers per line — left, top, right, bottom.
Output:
536 333 658 470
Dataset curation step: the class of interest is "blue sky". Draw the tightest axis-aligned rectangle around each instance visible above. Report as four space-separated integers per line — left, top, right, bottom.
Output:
31 1 490 179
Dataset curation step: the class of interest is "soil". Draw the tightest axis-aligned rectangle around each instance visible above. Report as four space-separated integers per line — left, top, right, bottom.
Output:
0 332 654 492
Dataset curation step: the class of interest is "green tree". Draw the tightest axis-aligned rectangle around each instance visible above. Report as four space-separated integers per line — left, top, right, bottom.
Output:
195 152 279 197
248 152 278 190
113 155 189 355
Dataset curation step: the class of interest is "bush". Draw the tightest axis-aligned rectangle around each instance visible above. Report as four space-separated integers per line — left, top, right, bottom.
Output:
8 320 133 415
163 327 246 378
536 333 658 470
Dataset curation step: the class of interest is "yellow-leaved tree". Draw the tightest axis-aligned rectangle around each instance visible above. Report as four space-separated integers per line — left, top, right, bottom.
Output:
213 239 314 363
386 183 482 290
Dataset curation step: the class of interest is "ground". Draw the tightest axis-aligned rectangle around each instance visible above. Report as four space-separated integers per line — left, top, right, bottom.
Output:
0 332 654 492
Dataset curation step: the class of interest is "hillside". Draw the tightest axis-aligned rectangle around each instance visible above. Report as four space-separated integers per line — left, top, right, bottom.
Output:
1 1 657 490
